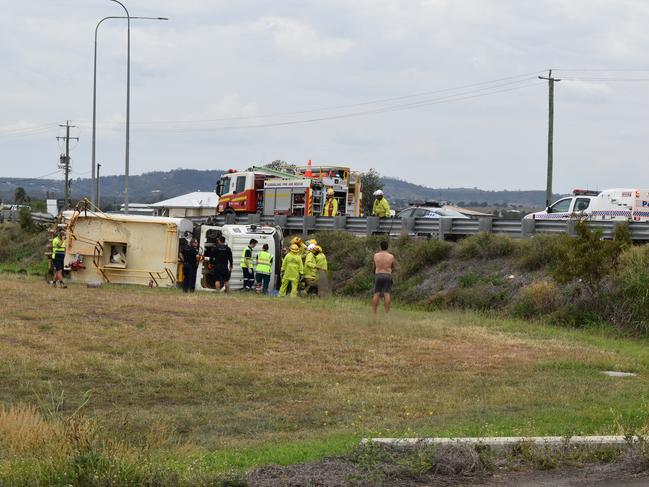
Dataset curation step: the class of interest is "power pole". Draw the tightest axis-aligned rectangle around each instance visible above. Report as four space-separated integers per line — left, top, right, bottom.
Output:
56 121 79 210
538 70 561 207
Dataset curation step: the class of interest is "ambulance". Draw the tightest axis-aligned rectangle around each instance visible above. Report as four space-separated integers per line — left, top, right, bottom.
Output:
524 188 649 221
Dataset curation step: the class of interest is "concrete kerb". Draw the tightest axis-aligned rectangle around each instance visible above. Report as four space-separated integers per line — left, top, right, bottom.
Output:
362 436 638 450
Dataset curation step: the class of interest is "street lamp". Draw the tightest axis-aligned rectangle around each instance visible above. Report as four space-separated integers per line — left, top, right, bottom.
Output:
91 14 167 207
92 0 167 213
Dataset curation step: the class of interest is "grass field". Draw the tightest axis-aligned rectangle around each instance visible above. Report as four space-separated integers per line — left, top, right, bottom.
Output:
2 274 649 484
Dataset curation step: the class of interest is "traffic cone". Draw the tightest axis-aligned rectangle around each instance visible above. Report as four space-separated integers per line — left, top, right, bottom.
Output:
305 159 313 178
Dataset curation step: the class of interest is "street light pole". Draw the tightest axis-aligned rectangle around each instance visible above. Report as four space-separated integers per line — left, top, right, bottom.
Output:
110 0 131 214
92 6 167 209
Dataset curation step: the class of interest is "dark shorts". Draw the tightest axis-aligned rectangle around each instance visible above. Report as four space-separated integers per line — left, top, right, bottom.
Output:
53 253 65 271
373 273 393 295
211 264 231 286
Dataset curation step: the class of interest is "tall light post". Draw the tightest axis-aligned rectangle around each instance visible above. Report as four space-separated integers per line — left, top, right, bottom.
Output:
91 14 166 206
110 0 168 213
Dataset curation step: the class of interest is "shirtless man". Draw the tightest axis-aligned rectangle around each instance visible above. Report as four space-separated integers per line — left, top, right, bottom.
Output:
373 240 395 316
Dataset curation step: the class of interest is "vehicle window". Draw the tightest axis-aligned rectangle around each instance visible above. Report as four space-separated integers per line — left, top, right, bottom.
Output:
574 198 590 212
220 177 231 195
235 176 246 194
398 208 414 218
549 198 572 213
414 208 429 217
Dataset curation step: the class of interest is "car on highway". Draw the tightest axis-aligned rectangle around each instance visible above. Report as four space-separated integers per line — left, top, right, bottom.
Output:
396 205 470 220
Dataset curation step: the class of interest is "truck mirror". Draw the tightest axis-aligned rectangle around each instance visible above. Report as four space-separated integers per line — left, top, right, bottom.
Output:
215 181 222 196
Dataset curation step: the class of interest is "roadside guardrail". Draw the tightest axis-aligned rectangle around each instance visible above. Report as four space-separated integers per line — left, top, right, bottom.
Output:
190 214 646 240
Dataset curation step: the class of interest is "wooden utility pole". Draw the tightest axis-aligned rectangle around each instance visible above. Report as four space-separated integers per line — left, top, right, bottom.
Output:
56 121 79 209
538 70 560 207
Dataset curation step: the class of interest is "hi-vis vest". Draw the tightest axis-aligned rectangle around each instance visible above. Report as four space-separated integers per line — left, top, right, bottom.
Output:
256 250 273 275
241 246 254 268
51 236 65 259
322 198 338 217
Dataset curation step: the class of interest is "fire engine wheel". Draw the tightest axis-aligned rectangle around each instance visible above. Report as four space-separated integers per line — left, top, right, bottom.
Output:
223 208 236 216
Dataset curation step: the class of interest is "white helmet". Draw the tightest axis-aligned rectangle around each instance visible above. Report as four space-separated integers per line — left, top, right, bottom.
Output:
373 189 384 196
307 243 317 251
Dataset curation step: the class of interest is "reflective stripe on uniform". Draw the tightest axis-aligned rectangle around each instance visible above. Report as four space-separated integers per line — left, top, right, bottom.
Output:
51 236 65 259
256 250 273 274
241 246 254 268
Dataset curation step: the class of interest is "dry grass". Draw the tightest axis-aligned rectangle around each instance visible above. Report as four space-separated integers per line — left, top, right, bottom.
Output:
1 274 649 480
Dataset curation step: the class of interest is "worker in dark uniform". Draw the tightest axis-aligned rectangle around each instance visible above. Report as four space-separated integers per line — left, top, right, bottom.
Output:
210 236 233 293
181 238 199 293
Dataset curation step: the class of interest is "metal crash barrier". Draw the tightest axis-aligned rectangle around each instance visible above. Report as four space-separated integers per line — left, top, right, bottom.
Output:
194 214 649 240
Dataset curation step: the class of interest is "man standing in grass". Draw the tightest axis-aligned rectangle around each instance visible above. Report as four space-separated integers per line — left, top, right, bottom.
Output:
51 229 67 288
372 240 395 316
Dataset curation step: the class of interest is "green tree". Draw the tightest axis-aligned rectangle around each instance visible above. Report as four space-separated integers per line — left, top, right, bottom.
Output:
255 160 297 174
551 221 627 297
360 168 383 215
18 207 36 232
14 187 27 205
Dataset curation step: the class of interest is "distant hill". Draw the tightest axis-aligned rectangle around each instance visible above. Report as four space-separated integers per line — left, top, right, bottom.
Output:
0 169 558 210
0 169 225 207
381 177 562 208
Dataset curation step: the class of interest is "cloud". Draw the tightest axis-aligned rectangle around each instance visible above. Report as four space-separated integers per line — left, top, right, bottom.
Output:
252 16 354 57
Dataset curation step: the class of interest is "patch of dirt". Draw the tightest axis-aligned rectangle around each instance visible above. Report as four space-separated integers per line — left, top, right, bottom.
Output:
248 455 649 487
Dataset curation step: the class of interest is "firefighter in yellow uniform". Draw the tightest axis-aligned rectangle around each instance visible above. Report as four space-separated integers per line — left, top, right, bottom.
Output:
303 243 318 295
322 188 338 217
279 244 303 297
315 245 328 273
290 236 307 257
372 189 391 218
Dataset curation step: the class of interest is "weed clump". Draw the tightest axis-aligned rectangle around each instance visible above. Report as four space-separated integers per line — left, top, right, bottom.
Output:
396 238 451 279
454 233 517 259
511 280 561 319
516 234 571 271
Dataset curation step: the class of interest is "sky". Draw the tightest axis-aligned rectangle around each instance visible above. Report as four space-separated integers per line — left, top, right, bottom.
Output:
1 0 648 192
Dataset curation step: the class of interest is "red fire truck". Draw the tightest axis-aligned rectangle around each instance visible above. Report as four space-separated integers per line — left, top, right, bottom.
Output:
215 162 363 216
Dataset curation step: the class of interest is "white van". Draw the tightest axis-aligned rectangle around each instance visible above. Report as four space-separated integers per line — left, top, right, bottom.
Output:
524 189 649 221
196 224 281 292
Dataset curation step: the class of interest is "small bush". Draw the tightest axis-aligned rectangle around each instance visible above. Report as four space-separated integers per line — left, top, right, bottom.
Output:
19 208 36 232
459 272 480 288
397 239 451 278
516 234 571 271
550 221 622 297
511 280 561 319
454 233 517 259
608 246 649 334
445 283 509 310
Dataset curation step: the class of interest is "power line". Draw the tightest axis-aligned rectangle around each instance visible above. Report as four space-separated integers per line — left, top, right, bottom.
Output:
560 77 649 82
78 70 545 129
0 125 59 138
0 169 63 184
554 68 649 72
131 79 542 133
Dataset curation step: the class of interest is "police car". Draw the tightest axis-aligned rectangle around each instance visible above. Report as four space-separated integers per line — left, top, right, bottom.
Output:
525 189 649 221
